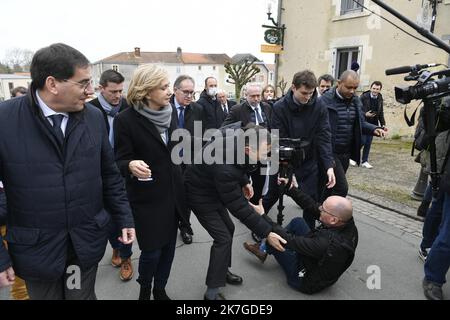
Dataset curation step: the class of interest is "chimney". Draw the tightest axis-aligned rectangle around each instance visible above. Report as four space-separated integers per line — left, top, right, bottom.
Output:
176 47 182 59
134 47 141 57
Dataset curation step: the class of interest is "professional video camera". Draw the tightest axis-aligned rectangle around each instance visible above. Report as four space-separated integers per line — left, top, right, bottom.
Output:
273 138 310 226
386 64 450 196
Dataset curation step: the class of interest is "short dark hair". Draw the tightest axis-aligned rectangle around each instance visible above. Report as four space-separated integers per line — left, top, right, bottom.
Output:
30 43 90 89
99 69 124 87
174 75 195 89
370 81 383 89
11 86 27 97
318 74 335 86
292 70 317 89
204 76 216 87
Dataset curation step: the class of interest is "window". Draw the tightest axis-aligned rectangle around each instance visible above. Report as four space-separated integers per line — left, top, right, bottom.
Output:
213 66 216 71
112 65 119 72
258 75 265 82
8 82 14 92
176 66 181 74
341 0 363 15
335 47 360 79
198 66 202 71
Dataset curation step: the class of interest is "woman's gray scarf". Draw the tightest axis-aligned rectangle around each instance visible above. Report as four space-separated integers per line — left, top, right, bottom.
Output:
133 102 172 134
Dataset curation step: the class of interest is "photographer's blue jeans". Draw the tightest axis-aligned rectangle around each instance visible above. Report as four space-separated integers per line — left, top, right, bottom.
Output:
267 217 310 290
420 190 444 250
108 221 133 259
424 192 450 285
361 135 373 163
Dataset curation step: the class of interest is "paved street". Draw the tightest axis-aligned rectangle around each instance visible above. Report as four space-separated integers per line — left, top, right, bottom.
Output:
94 195 449 300
1 194 446 301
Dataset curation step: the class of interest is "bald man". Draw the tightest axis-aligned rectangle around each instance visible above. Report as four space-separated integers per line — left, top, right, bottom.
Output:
244 179 358 294
319 70 385 199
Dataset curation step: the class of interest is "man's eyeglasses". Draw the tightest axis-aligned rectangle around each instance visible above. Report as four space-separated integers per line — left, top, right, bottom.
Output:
177 89 194 97
63 78 94 92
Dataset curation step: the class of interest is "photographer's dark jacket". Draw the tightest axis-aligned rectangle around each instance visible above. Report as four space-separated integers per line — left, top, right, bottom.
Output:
198 90 225 130
266 187 358 294
320 88 379 164
360 91 386 127
271 90 334 171
184 138 272 238
222 101 272 129
0 90 134 280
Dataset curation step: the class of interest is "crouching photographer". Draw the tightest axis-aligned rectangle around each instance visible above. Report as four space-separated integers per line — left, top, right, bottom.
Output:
243 178 358 294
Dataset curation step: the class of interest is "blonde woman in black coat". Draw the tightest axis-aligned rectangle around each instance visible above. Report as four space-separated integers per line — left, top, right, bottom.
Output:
114 64 188 300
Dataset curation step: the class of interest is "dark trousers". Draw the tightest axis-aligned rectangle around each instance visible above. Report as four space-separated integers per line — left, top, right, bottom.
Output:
263 166 318 229
179 163 192 233
25 244 97 300
322 153 350 201
193 207 234 288
361 135 374 163
421 190 444 250
137 239 176 290
249 170 267 205
267 217 310 290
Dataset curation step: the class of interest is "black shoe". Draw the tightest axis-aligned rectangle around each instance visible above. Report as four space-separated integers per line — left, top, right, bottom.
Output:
153 288 171 300
203 293 226 300
180 230 193 244
423 278 443 300
226 270 243 285
138 286 151 300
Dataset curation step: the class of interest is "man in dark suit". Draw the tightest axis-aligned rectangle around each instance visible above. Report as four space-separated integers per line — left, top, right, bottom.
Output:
0 43 135 299
222 83 272 205
216 89 236 123
170 75 206 244
88 69 133 281
198 77 223 130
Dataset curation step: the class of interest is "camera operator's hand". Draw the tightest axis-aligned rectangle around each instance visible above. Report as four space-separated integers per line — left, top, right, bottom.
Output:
326 168 336 188
0 267 15 288
129 160 152 179
242 184 254 200
277 176 298 189
267 232 287 252
373 128 386 138
249 199 264 215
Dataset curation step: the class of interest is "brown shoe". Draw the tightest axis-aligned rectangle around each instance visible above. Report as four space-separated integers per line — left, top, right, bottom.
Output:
120 258 134 281
243 242 267 263
111 249 121 267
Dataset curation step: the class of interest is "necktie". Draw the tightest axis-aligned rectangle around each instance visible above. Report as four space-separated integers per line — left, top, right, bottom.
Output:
49 114 65 146
255 107 263 124
223 105 228 115
178 107 185 129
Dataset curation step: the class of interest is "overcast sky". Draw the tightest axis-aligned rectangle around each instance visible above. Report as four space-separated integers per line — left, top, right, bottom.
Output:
1 0 278 64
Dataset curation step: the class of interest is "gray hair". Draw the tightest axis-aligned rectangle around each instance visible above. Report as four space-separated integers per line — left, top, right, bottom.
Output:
174 75 195 89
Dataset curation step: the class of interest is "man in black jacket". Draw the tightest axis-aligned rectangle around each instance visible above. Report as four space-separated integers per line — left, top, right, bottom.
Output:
222 83 272 205
170 75 206 244
198 77 223 129
359 81 387 169
245 180 358 294
263 70 335 229
320 71 385 199
88 69 133 281
184 125 284 300
0 43 135 299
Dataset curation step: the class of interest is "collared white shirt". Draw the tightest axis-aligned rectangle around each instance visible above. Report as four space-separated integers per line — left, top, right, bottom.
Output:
370 93 379 99
36 90 69 136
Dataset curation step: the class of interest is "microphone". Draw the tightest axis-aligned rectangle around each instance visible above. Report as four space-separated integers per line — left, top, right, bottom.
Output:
385 63 438 76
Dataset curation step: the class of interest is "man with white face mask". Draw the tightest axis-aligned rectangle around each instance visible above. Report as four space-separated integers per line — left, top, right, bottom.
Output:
198 77 223 129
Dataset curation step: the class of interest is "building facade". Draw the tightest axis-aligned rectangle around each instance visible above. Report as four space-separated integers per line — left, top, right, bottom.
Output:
92 47 234 100
277 0 450 135
0 74 31 101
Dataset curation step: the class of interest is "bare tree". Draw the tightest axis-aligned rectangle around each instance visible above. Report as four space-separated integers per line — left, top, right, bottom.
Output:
225 57 260 101
277 77 288 96
4 48 34 72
